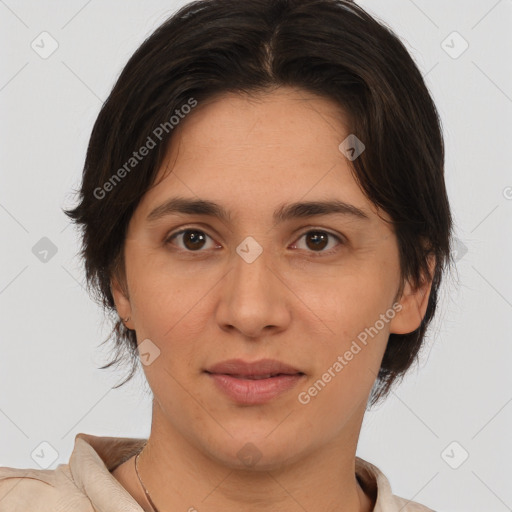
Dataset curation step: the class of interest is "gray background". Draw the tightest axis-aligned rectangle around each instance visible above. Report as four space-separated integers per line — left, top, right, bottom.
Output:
1 1 511 510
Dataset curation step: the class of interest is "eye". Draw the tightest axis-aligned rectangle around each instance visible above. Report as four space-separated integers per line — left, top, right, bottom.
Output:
165 228 220 252
290 229 344 255
165 227 344 255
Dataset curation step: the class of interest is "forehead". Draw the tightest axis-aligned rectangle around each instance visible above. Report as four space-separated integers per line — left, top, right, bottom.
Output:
167 87 350 156
157 89 353 185
133 87 386 225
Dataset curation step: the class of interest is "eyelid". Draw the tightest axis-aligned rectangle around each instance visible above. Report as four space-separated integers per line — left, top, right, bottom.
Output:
294 226 345 242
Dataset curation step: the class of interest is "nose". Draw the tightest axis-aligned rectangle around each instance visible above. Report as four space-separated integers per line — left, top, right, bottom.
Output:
214 241 292 339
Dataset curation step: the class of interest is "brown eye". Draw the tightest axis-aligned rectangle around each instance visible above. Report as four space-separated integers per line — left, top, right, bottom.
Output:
167 229 217 251
182 230 206 250
292 230 343 254
305 231 329 251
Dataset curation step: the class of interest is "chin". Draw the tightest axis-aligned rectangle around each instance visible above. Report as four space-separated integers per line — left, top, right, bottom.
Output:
204 434 309 472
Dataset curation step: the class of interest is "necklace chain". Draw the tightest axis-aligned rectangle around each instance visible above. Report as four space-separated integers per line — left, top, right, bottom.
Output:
134 445 160 512
133 444 365 511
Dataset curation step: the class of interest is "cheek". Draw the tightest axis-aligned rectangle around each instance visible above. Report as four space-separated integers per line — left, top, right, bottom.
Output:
291 256 398 339
292 257 398 406
295 294 393 433
125 255 226 384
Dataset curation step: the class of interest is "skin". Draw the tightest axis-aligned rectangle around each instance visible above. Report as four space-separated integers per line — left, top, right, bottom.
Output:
110 86 433 512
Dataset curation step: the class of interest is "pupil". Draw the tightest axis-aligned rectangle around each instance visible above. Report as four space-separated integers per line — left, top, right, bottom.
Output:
184 230 205 250
307 232 328 251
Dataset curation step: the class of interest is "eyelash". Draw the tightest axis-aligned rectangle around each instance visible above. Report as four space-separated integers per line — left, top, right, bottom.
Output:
164 226 345 256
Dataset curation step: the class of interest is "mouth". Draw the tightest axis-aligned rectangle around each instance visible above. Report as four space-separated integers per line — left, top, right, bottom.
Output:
212 373 304 380
204 359 306 405
205 357 304 377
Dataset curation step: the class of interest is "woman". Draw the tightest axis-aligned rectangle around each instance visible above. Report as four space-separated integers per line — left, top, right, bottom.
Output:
0 0 452 510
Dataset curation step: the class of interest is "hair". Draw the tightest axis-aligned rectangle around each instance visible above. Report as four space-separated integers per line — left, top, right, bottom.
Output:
63 0 453 407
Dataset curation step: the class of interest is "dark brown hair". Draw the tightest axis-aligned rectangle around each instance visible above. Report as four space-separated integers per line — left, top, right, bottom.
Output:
64 0 453 406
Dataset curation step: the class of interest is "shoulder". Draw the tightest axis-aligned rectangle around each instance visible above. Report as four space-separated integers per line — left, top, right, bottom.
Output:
0 464 94 512
391 494 436 511
355 456 436 512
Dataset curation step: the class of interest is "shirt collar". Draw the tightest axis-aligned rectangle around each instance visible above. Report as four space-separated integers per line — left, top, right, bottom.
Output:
69 432 146 511
68 432 397 512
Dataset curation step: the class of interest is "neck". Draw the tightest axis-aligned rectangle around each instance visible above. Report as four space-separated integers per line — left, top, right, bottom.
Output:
132 402 373 512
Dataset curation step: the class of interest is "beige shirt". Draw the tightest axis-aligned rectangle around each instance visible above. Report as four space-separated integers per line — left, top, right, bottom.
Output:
0 433 434 511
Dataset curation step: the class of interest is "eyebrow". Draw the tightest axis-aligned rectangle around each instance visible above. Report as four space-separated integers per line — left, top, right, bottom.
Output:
146 196 370 224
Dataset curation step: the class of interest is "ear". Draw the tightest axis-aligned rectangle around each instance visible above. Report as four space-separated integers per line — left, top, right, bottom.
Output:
110 273 134 330
389 255 435 335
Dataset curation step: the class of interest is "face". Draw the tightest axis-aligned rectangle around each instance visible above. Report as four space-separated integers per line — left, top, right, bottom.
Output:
112 86 430 469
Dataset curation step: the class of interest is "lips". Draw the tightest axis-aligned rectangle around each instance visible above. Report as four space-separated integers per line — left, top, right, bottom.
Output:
205 358 305 405
205 358 304 378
